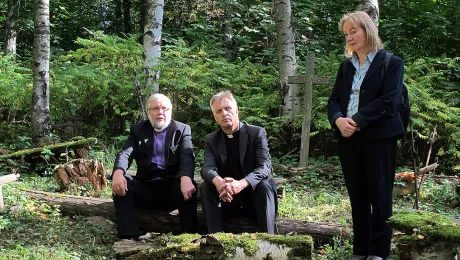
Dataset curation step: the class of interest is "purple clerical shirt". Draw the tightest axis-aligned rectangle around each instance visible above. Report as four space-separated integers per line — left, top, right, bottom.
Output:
151 128 167 169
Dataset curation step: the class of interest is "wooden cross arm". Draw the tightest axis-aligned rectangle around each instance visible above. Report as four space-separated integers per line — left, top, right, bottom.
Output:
0 173 20 185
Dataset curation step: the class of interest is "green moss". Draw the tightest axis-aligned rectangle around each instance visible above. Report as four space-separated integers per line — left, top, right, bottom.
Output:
0 138 97 159
388 210 460 243
255 233 314 259
123 233 314 259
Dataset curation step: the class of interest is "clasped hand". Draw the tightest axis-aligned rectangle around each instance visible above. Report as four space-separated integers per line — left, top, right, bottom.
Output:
335 117 358 137
213 177 247 202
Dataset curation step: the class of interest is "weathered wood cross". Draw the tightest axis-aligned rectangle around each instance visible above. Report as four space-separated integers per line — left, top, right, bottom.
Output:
288 53 333 167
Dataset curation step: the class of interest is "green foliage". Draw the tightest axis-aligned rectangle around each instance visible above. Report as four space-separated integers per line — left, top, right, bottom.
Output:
50 32 144 138
151 38 279 142
0 55 32 142
381 0 460 59
318 237 353 260
0 180 116 259
401 57 460 172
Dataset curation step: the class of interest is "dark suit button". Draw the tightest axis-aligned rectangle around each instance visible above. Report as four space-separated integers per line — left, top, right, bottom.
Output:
360 90 365 94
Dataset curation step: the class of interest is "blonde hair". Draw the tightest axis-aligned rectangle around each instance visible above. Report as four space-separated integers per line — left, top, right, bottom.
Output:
339 11 383 57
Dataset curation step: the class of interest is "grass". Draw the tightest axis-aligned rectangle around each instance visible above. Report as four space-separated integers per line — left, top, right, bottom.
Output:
0 154 459 259
0 180 117 259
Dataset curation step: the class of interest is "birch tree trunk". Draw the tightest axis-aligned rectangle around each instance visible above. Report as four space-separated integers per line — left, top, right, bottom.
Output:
4 0 21 57
32 0 51 145
355 0 380 27
143 0 164 94
274 0 299 116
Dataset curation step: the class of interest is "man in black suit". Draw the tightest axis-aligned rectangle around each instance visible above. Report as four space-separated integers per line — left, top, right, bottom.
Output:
111 93 197 239
201 91 277 234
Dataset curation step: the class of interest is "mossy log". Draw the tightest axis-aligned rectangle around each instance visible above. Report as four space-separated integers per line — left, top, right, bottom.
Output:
113 233 314 260
22 189 346 245
389 210 460 259
0 138 97 160
53 159 107 191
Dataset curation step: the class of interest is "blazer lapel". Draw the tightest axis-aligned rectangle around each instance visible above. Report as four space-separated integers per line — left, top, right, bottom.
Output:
164 120 177 162
144 122 154 162
362 49 386 85
239 123 248 167
345 59 355 85
217 130 227 165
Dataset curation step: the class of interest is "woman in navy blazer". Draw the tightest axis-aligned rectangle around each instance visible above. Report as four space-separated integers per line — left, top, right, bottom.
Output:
327 11 405 260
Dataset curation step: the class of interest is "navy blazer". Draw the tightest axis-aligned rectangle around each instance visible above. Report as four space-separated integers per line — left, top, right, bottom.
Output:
328 49 405 140
201 122 273 189
111 120 195 180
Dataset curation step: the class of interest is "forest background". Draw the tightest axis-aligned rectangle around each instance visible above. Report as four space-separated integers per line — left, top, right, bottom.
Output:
0 0 460 259
0 0 459 173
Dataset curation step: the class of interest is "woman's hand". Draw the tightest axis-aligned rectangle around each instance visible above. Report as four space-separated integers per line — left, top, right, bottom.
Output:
335 117 358 137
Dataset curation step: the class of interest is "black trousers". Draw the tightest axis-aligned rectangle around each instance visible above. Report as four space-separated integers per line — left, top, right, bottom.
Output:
200 178 277 234
338 133 398 258
113 175 197 238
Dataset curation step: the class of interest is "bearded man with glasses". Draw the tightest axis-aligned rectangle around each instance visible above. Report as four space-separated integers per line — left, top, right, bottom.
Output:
110 93 197 240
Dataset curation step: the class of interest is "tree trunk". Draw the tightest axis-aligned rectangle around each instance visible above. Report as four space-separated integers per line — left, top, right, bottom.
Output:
143 0 164 93
32 0 51 145
23 189 347 245
355 0 380 28
4 0 21 57
114 0 124 33
123 0 132 34
139 0 147 35
274 0 299 116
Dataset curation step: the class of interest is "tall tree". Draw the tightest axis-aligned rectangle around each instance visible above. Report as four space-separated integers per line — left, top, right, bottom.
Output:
31 0 51 144
4 0 21 57
143 0 164 93
356 0 379 27
274 0 299 116
123 0 132 34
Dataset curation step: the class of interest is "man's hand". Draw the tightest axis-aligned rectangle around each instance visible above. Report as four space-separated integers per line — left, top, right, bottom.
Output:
112 170 127 196
180 176 196 201
223 177 248 197
335 117 358 137
212 176 232 202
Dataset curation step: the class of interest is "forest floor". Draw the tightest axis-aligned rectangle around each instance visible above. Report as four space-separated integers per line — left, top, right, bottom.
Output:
0 159 459 259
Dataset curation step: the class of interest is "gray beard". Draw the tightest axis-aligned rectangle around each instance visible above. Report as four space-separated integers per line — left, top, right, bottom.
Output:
150 118 171 132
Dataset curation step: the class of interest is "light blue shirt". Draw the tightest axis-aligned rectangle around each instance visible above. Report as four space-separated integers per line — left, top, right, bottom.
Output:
346 50 378 118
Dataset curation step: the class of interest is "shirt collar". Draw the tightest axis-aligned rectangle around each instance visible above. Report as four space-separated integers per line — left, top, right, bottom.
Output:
351 49 378 66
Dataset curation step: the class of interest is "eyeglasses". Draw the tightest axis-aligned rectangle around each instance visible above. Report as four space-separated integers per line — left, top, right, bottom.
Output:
149 106 171 112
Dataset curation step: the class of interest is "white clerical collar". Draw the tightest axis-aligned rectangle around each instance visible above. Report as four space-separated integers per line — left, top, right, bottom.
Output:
225 125 240 138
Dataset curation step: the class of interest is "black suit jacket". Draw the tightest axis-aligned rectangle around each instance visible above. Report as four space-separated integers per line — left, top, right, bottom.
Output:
111 120 195 180
201 122 272 189
328 49 405 140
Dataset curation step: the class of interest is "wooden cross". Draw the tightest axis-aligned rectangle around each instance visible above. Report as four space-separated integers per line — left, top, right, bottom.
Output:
288 53 332 167
0 173 20 209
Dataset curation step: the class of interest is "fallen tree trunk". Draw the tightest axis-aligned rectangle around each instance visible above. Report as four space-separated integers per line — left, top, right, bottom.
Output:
0 138 97 160
23 189 347 245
